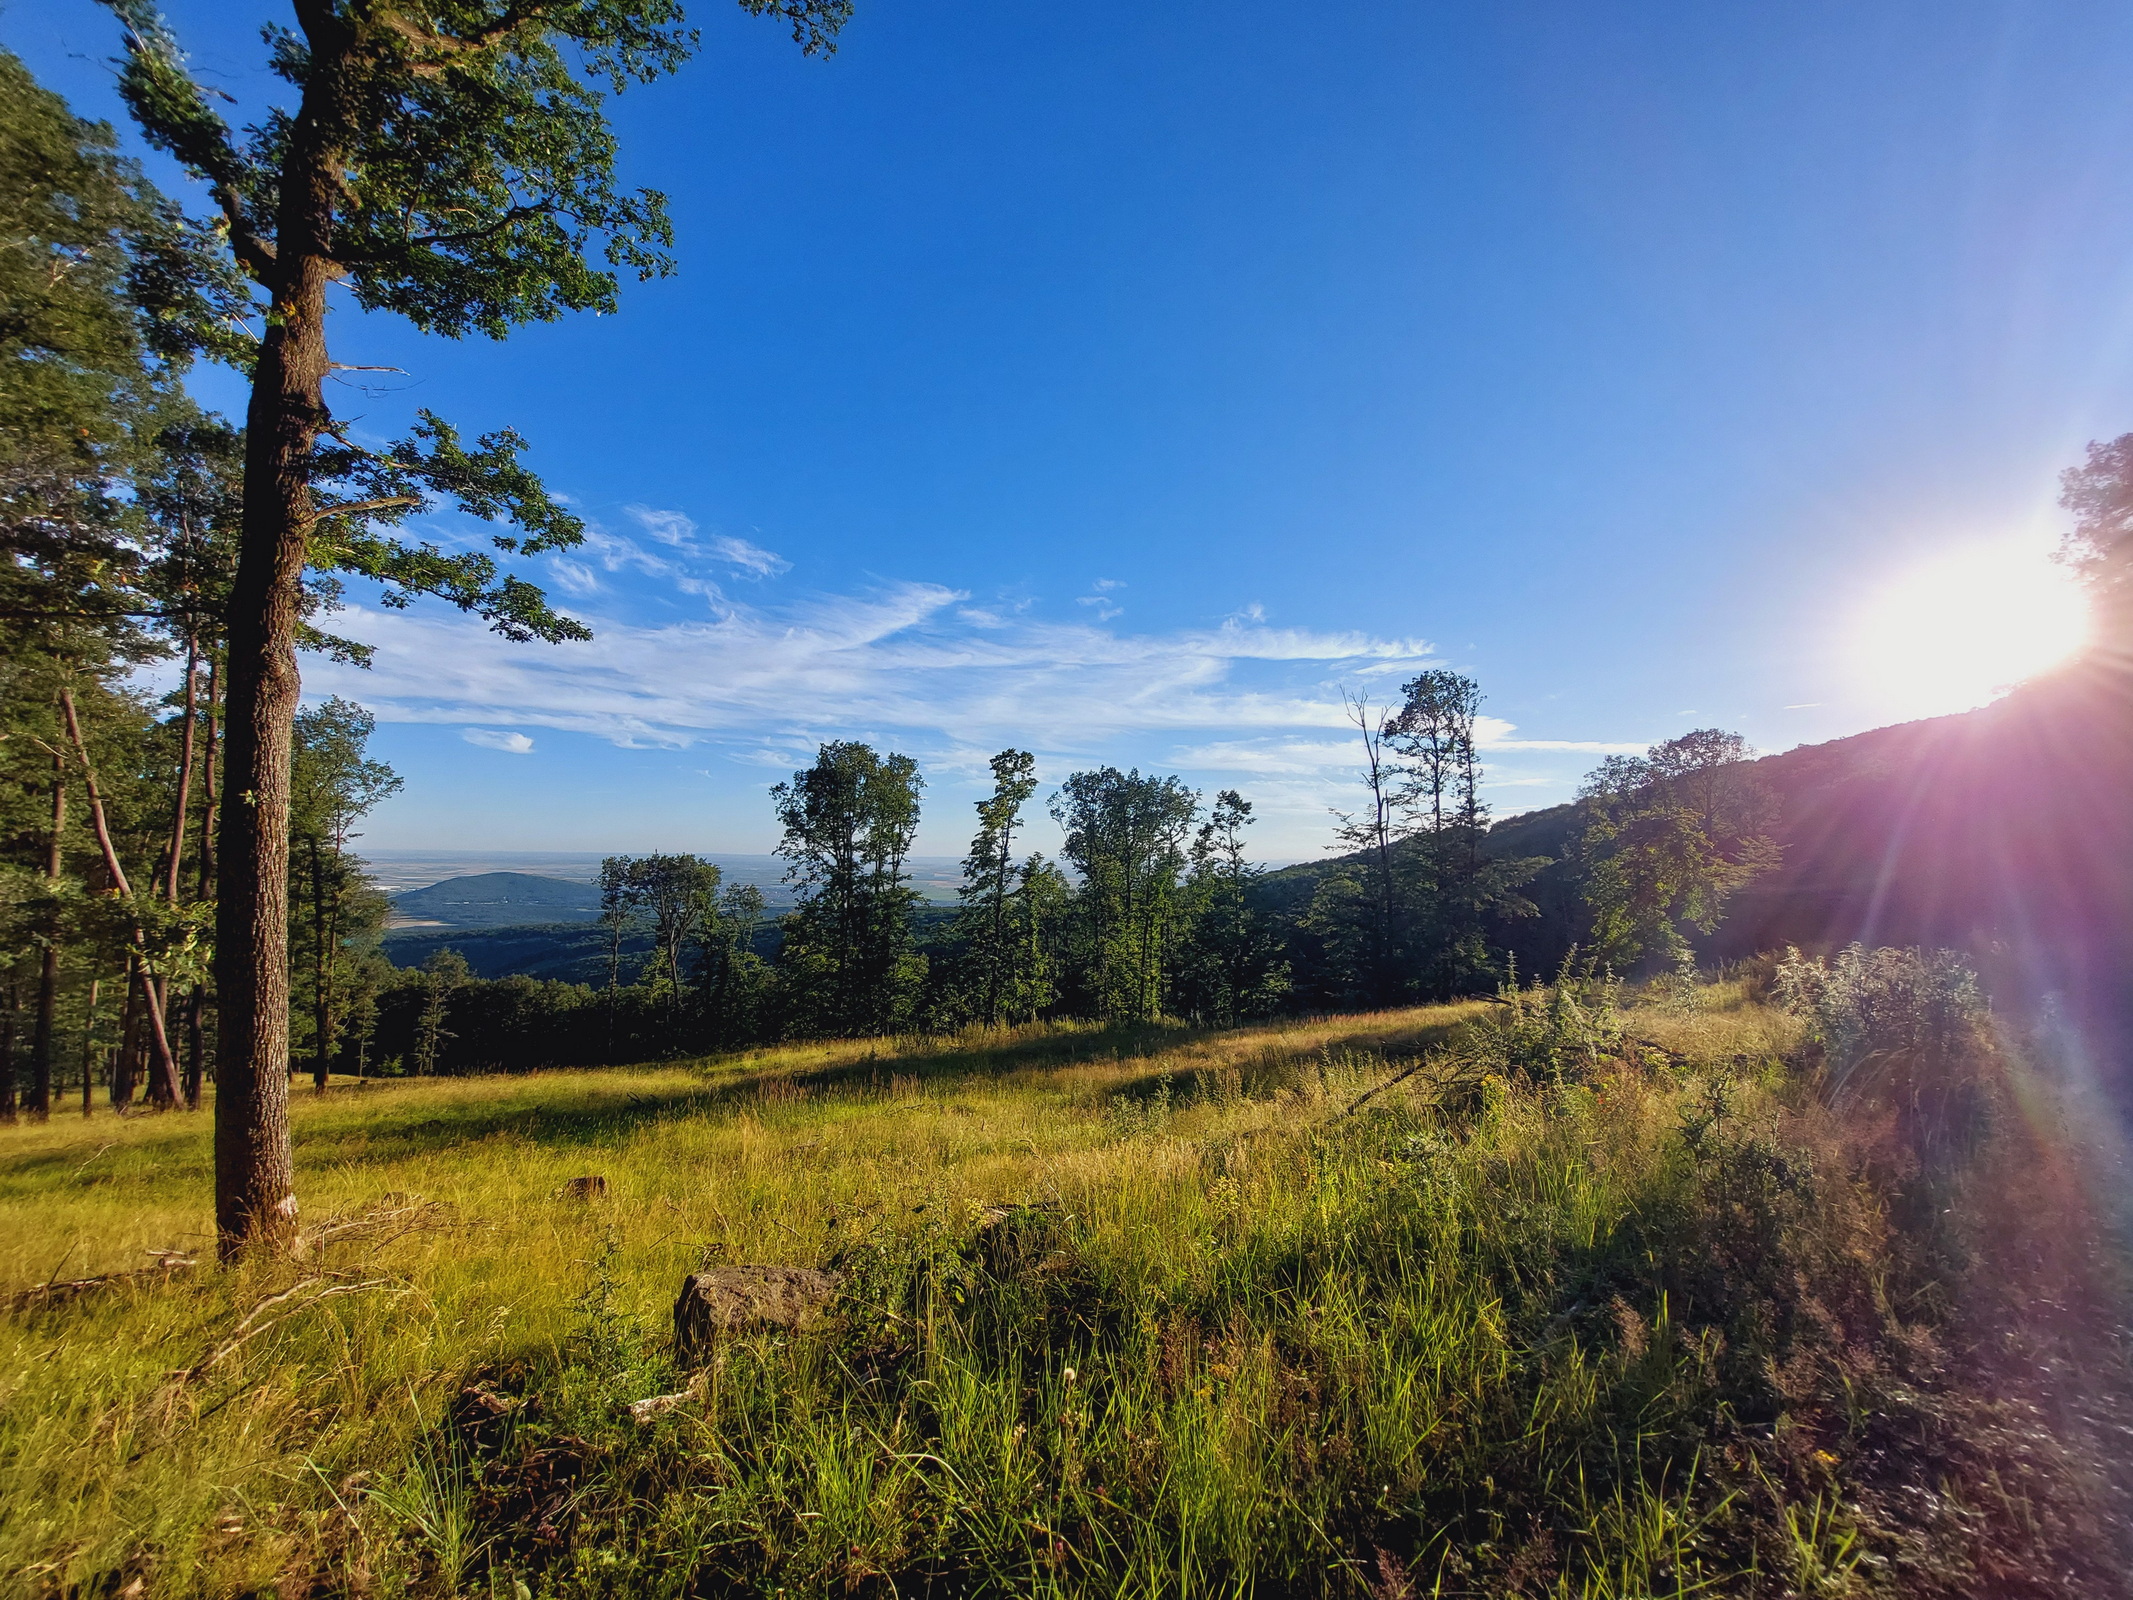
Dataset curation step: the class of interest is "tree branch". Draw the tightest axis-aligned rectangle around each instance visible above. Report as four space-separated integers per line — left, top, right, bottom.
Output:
298 496 424 530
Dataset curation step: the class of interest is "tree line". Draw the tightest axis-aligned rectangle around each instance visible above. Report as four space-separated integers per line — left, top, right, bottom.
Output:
337 681 1790 1074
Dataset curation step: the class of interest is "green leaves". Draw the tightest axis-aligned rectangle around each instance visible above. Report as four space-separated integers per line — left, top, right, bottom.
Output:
309 409 591 643
1575 731 1780 973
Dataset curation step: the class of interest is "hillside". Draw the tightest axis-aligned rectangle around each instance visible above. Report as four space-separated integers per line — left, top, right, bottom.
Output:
1263 660 2133 1042
381 906 962 984
388 871 604 929
380 921 653 983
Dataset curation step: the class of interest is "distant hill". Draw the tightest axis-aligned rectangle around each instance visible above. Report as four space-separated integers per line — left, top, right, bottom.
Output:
389 871 603 929
1258 660 2133 1047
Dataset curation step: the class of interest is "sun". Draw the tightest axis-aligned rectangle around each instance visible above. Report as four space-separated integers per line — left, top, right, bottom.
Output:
1851 541 2090 720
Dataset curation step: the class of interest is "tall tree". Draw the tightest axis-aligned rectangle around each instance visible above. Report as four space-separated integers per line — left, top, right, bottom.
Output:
1305 692 1408 1006
1386 670 1541 998
1173 789 1287 1025
101 0 851 1254
1006 854 1070 1025
774 741 926 1037
1052 767 1198 1024
0 46 235 1118
632 853 722 1028
1577 730 1780 972
288 698 399 1089
953 749 1039 1026
409 947 467 1076
694 880 767 1047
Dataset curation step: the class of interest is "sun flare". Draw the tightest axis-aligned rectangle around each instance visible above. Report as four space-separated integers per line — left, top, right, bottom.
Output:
1852 542 2090 718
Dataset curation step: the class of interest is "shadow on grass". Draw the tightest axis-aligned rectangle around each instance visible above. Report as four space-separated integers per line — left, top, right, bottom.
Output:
0 1117 217 1196
0 1009 1491 1177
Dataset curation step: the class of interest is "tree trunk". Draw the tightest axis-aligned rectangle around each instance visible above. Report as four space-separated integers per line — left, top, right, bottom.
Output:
214 245 330 1257
60 689 184 1107
31 755 64 1121
113 961 142 1110
165 639 199 904
183 987 206 1108
186 658 217 1113
80 975 100 1117
198 656 219 900
1 978 18 1124
312 837 332 1092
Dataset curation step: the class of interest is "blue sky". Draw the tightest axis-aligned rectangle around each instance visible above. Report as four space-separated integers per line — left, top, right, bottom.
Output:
11 0 2130 857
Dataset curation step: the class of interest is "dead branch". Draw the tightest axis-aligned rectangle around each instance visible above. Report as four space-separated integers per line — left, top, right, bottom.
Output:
4 1254 197 1313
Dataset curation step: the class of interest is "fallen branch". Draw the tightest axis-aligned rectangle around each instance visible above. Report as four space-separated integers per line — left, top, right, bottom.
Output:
4 1254 197 1313
1332 1053 1485 1122
627 1370 709 1425
301 1197 455 1254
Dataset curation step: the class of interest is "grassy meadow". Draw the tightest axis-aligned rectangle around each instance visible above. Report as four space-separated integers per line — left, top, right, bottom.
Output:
3 981 2130 1598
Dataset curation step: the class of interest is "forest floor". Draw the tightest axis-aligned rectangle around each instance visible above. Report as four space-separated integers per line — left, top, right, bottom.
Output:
4 984 2132 1598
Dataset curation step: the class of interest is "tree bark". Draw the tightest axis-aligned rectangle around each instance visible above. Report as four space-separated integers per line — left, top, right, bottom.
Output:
198 656 219 901
113 961 141 1110
186 658 217 1113
80 975 100 1117
215 156 339 1256
183 988 206 1109
1 977 18 1124
165 640 199 904
31 754 64 1121
311 836 332 1091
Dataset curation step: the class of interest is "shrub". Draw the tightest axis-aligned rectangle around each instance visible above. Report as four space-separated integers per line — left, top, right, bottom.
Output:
1774 944 1994 1163
1464 948 1628 1083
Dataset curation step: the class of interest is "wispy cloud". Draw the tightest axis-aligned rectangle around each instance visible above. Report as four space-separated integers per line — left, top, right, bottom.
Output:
1472 715 1647 754
554 507 793 607
311 584 1437 753
299 572 1659 844
462 728 535 754
705 533 791 579
1077 577 1127 621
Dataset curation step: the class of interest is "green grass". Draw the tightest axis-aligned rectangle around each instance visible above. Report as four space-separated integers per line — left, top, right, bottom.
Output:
3 989 2128 1597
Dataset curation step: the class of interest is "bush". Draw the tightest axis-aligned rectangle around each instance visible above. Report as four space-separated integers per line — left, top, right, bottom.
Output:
1774 944 1994 1163
1463 948 1628 1083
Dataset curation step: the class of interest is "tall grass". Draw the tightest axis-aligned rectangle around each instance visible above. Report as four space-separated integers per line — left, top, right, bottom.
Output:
2 986 2127 1597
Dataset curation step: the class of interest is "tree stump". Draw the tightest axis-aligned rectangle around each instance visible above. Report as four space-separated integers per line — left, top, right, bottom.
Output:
673 1266 841 1364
